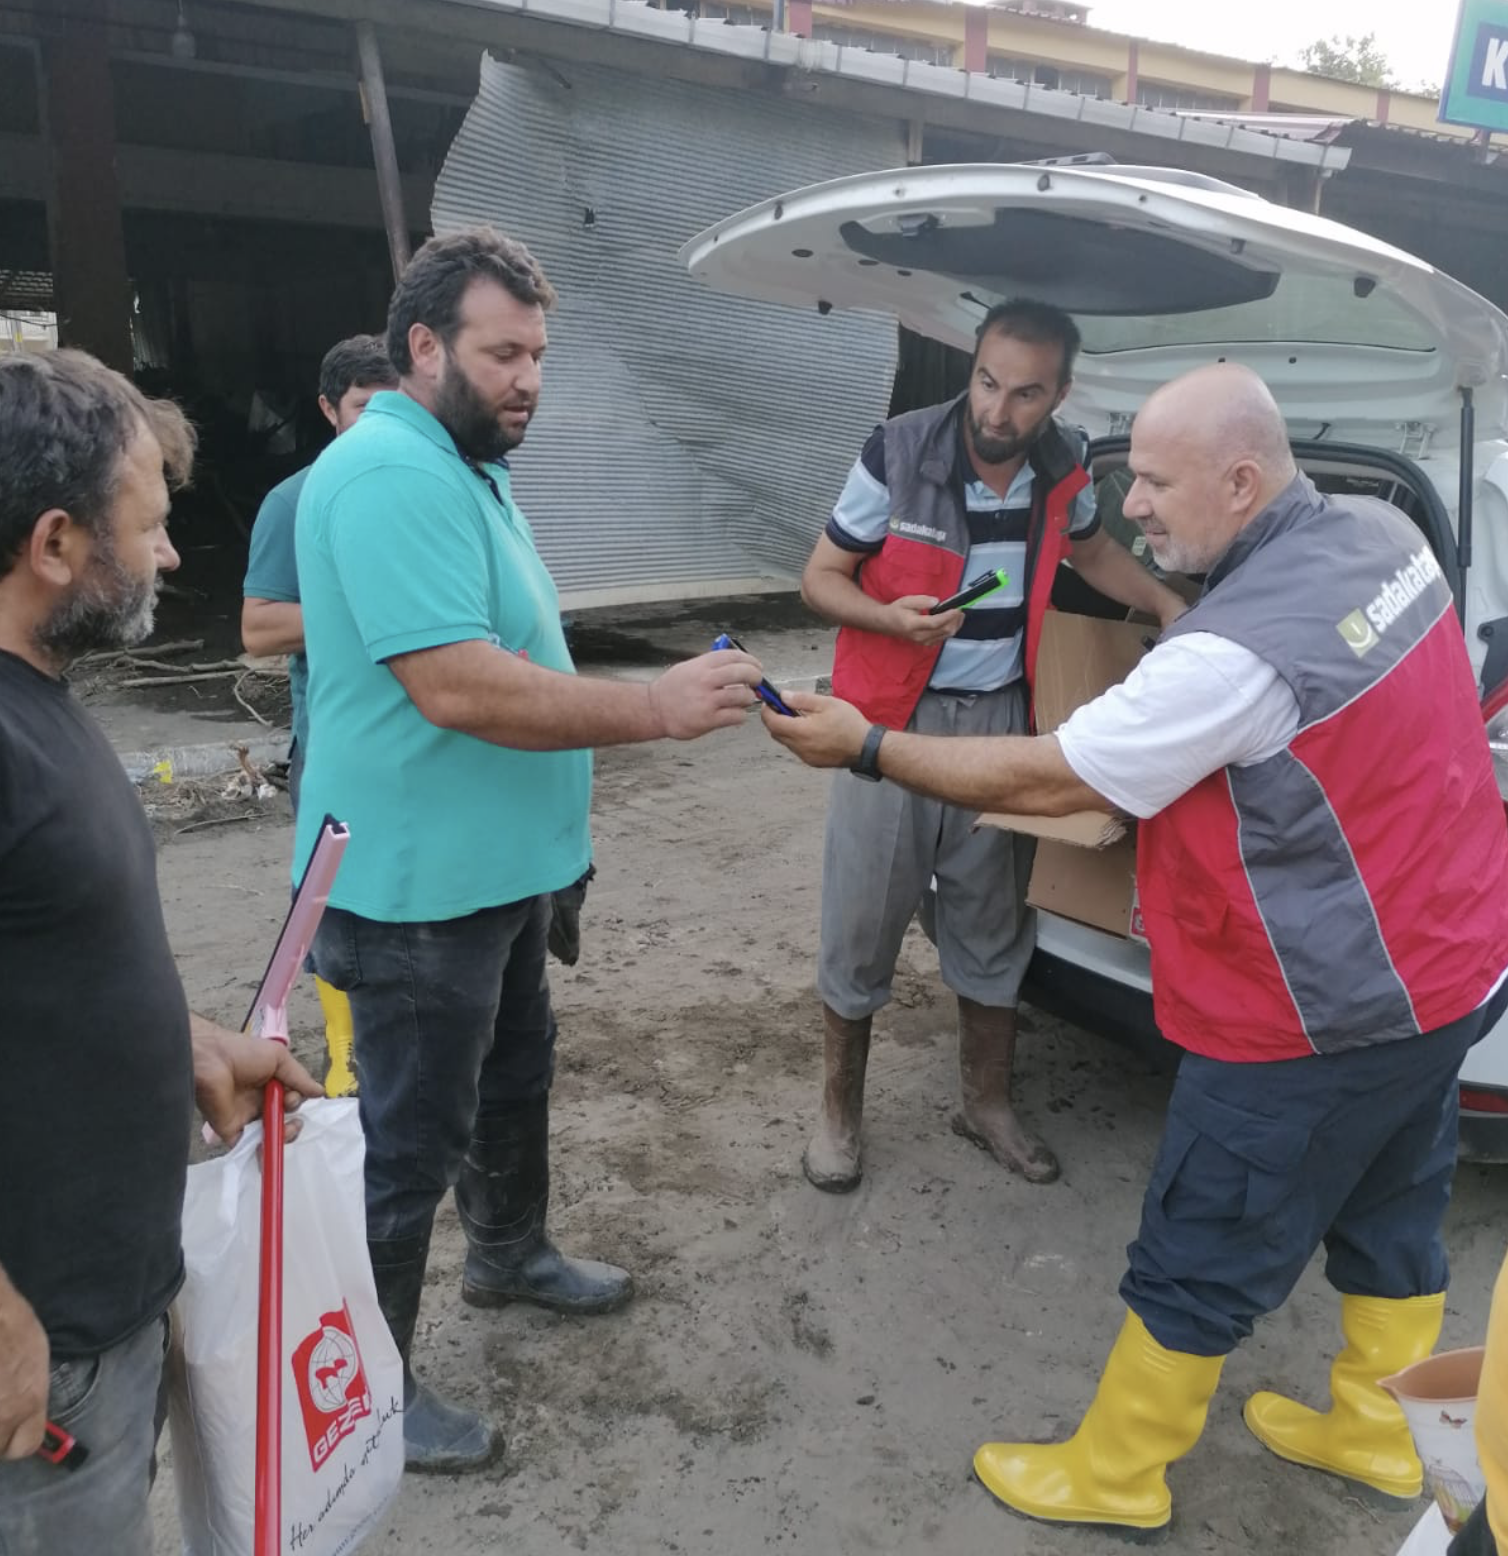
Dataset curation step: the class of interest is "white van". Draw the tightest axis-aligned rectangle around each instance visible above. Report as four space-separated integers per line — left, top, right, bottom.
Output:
682 161 1508 1159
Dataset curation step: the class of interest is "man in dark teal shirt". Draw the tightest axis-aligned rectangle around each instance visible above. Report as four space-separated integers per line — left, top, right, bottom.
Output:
242 334 395 1098
242 334 397 798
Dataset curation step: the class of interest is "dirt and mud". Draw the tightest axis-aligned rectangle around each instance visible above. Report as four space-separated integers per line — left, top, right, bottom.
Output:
115 598 1507 1555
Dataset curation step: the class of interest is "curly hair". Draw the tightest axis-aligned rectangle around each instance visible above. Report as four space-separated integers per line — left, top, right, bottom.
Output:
386 227 556 374
0 349 195 579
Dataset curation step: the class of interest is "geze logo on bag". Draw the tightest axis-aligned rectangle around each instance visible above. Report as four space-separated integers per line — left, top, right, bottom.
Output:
291 1301 373 1473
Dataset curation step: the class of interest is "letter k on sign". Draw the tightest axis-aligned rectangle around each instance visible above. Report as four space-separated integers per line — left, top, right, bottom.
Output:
1441 3 1508 134
1484 34 1508 90
1469 12 1508 106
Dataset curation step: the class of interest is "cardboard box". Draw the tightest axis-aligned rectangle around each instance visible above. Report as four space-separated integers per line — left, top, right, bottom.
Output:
1029 836 1145 940
979 612 1152 938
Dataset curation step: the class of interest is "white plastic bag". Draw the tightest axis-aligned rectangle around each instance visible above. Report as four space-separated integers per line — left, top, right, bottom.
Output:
167 1098 404 1556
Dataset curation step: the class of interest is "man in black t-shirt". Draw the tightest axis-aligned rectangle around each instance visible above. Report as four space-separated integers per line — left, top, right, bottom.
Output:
0 351 321 1556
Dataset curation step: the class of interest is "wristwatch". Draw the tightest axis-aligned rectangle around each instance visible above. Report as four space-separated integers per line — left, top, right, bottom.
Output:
850 723 887 783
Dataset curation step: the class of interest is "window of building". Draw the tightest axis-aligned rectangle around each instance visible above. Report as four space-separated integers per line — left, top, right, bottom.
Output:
810 23 955 65
699 3 765 25
1136 83 1243 113
990 54 1113 97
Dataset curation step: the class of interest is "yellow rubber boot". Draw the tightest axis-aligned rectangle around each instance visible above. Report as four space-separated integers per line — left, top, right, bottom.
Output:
1243 1292 1445 1502
315 976 358 1098
974 1309 1225 1534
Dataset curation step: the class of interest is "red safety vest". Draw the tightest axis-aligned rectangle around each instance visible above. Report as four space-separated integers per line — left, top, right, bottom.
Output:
1138 480 1508 1059
830 396 1089 730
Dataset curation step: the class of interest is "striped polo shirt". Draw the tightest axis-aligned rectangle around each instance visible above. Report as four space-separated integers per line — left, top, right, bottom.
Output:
826 423 1099 692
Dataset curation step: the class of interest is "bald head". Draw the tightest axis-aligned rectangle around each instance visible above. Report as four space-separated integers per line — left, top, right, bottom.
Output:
1123 365 1299 577
1139 364 1297 488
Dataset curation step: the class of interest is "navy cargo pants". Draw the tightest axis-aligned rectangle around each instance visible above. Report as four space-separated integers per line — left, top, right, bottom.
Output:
1123 981 1508 1356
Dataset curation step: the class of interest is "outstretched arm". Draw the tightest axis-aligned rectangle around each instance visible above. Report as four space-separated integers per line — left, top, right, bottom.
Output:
386 644 765 750
759 692 1111 816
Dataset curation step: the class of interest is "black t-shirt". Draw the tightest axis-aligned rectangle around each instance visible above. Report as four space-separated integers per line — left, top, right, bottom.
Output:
0 650 193 1356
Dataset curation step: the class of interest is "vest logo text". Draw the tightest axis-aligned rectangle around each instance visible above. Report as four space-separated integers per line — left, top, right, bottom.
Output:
888 517 947 542
1336 547 1443 657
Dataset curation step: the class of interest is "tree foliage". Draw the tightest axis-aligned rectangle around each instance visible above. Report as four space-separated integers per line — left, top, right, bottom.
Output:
1299 33 1397 89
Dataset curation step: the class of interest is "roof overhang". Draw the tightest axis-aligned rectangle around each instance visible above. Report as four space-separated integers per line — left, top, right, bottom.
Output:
246 0 1354 174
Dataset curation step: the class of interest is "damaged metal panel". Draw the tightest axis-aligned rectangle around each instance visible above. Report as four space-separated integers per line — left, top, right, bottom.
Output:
432 55 902 606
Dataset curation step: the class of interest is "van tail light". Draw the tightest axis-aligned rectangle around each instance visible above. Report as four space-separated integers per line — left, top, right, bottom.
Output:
1460 1085 1508 1116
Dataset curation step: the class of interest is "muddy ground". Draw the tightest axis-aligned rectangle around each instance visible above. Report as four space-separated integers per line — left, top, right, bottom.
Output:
125 598 1507 1556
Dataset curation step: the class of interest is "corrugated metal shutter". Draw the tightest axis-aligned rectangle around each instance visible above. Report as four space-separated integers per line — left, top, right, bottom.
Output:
431 54 902 607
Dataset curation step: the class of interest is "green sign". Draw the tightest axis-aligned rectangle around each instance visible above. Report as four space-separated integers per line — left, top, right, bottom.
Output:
1441 0 1508 135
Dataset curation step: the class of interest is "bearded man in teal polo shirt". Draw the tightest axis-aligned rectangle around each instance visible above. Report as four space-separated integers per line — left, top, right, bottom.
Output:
294 227 763 1475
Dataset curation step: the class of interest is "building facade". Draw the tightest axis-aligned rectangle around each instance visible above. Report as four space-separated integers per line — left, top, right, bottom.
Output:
699 0 1471 142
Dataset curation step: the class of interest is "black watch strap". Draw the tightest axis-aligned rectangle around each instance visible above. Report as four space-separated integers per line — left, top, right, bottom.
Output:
850 723 887 782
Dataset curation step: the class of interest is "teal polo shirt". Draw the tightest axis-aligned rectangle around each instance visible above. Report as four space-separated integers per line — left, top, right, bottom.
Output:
291 391 592 922
242 465 311 755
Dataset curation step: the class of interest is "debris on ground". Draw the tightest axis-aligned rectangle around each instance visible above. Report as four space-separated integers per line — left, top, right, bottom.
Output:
136 743 289 837
74 638 293 729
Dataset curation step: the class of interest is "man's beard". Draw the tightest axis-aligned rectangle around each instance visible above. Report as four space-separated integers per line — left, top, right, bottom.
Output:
1143 532 1220 578
968 413 1042 466
435 357 529 464
35 537 158 663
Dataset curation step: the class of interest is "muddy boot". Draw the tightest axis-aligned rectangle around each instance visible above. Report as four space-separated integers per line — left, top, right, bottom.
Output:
802 1005 872 1193
368 1230 500 1474
951 996 1059 1184
458 1097 633 1315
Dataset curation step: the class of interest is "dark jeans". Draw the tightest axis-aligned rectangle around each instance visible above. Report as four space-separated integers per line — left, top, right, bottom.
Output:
312 895 556 1241
1123 982 1508 1356
0 1315 169 1556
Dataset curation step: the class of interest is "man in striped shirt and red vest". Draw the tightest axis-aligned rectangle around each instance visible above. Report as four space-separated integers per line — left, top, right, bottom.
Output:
799 300 1187 1193
764 362 1508 1537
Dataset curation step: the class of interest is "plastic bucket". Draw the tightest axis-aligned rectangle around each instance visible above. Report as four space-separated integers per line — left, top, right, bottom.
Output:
1380 1347 1486 1533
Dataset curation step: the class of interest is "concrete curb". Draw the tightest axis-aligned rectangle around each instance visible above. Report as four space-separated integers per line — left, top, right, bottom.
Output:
119 735 291 784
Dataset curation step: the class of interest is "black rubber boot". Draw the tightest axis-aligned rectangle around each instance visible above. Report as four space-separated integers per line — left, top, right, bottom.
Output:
368 1230 500 1474
457 1096 633 1315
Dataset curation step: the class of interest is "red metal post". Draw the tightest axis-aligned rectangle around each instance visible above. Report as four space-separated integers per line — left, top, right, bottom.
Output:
254 1079 286 1556
963 7 988 74
1252 61 1271 113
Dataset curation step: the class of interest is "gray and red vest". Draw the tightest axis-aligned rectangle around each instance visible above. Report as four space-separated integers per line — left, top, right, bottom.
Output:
830 393 1091 731
1139 475 1508 1062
